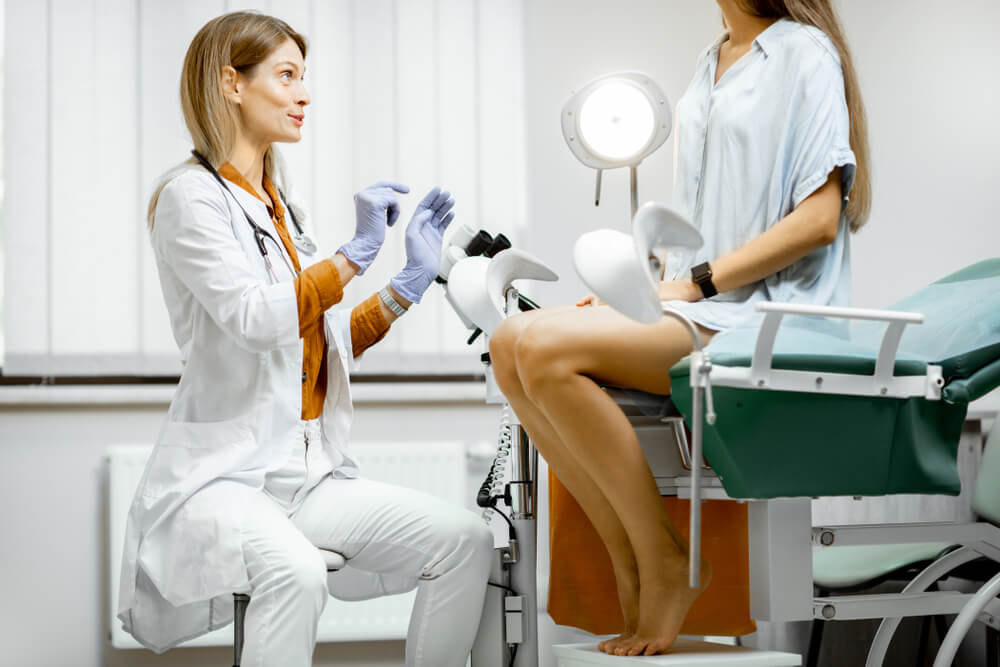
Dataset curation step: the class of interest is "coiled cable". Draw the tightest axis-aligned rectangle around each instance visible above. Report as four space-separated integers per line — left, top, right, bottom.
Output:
478 405 514 521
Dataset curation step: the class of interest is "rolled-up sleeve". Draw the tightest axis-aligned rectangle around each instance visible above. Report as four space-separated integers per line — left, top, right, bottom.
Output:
350 294 390 358
294 260 344 337
788 61 857 210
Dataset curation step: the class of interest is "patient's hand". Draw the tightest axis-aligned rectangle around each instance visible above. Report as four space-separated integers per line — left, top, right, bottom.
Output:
658 279 702 303
576 294 604 307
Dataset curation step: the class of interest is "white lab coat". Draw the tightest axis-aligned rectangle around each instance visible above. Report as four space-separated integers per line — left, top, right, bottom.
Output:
117 163 362 653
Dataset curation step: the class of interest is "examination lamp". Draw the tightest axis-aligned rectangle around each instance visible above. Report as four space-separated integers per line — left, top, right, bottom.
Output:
561 71 672 218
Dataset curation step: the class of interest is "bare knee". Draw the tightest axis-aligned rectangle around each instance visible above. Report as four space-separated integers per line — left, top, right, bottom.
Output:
514 323 576 401
490 316 529 395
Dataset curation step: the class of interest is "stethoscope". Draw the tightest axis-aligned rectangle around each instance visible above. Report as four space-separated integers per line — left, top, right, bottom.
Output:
191 150 318 282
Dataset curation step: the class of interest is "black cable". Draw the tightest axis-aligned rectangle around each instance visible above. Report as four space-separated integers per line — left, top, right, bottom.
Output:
490 506 517 541
488 581 517 595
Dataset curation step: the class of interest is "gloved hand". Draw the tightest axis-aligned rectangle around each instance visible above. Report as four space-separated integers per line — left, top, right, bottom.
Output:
337 181 410 274
390 187 456 304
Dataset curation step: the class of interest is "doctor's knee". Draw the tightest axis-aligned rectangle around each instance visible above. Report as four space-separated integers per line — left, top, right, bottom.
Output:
425 511 495 579
270 548 329 612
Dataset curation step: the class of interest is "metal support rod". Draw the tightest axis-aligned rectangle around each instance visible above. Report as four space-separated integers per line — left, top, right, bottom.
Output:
866 546 982 667
689 384 702 589
233 593 250 667
509 425 535 519
511 515 538 667
657 305 709 591
934 571 1000 667
662 306 705 352
630 166 639 219
507 422 538 667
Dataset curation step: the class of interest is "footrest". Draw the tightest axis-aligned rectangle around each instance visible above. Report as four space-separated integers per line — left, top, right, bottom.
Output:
553 641 801 666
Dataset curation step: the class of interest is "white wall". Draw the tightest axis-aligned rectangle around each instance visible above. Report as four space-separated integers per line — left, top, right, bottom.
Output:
839 0 1000 307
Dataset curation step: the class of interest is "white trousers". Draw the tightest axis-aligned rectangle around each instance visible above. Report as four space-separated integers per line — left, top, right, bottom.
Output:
239 471 494 667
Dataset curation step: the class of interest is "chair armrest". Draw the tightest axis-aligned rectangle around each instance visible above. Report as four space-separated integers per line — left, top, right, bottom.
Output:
755 301 923 324
752 302 924 386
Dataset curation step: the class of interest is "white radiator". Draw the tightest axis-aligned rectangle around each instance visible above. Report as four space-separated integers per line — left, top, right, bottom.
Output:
108 440 469 650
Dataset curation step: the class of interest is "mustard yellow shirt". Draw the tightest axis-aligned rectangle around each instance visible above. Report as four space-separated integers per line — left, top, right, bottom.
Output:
219 163 390 419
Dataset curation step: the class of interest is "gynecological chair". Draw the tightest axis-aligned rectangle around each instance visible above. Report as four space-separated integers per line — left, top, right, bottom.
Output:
442 203 1000 666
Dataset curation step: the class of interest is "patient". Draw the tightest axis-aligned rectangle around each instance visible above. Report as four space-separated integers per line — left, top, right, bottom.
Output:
490 0 870 657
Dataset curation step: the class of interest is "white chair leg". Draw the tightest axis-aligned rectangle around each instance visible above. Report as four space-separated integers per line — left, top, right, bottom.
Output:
932 571 1000 667
866 547 980 667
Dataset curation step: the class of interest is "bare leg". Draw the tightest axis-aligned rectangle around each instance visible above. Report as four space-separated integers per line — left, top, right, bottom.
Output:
491 309 641 652
513 305 715 656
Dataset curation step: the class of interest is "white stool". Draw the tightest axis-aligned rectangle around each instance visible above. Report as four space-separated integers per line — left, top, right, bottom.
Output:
232 548 347 667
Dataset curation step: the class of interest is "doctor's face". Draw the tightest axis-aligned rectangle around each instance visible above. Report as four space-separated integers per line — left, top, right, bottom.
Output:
236 38 310 145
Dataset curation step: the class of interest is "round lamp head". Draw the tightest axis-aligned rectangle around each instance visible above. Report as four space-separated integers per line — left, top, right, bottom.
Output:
562 71 671 170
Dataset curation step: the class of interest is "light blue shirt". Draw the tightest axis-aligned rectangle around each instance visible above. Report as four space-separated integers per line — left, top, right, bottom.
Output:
666 18 857 331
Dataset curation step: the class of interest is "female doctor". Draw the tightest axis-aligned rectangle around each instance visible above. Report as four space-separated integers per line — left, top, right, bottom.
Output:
117 11 493 667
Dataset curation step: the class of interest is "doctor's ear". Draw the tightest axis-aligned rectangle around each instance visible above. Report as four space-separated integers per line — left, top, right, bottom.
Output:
221 65 241 104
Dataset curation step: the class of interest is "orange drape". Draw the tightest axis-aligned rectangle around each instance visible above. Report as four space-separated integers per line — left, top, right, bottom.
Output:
546 470 756 637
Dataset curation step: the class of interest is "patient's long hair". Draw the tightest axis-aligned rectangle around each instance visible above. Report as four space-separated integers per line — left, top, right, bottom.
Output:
147 12 307 228
735 0 871 232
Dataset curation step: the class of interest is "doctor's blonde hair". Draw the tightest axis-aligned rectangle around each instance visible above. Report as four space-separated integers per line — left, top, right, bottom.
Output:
734 0 871 231
147 11 307 228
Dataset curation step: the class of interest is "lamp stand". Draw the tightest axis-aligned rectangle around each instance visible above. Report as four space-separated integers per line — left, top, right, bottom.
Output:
630 165 639 219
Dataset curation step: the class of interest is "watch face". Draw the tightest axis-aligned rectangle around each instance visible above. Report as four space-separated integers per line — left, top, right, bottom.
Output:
692 263 711 281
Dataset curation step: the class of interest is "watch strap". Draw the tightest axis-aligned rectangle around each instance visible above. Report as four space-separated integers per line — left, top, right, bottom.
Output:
378 286 408 317
691 262 718 299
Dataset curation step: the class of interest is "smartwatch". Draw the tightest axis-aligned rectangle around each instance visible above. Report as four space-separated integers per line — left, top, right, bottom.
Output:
690 262 718 299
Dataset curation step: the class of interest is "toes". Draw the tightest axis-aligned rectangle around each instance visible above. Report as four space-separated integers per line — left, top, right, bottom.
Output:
599 636 625 654
626 640 649 657
644 640 674 656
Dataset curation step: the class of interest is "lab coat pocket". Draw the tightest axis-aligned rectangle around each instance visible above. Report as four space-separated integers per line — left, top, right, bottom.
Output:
143 416 255 500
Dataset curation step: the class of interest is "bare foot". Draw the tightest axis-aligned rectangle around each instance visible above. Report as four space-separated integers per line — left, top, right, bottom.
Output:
614 554 712 657
597 565 640 654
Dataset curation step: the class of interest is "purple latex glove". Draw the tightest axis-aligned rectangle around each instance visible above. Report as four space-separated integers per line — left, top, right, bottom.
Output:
390 187 456 303
337 181 410 274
